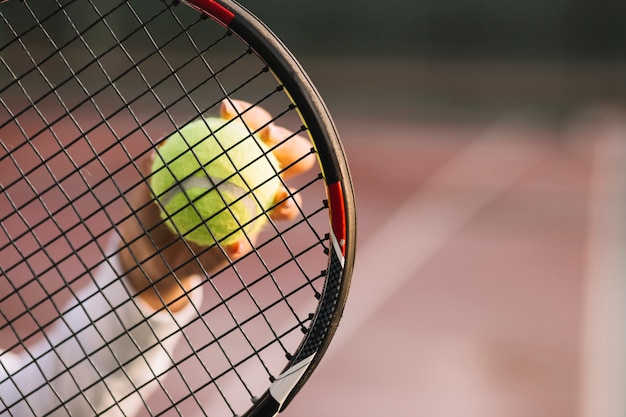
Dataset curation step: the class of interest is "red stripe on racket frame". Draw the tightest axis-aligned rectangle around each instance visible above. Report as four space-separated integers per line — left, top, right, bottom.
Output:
327 182 347 258
183 0 235 26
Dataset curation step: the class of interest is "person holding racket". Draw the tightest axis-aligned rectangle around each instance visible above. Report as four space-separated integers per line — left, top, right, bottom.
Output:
0 100 314 416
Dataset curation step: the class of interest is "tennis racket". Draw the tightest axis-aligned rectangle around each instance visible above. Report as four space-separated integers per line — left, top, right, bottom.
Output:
0 0 355 416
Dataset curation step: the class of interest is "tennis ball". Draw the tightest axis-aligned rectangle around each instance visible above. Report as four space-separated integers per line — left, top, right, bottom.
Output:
149 117 281 247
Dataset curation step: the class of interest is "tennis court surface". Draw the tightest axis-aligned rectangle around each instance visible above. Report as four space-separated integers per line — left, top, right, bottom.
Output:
2 50 625 416
284 102 626 417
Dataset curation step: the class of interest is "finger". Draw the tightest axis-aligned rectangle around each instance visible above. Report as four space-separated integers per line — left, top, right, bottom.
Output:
270 186 302 222
222 238 254 260
220 99 272 133
140 149 155 176
220 99 316 179
262 125 316 180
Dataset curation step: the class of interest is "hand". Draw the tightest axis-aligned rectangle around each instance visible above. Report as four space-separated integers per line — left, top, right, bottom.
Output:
118 99 316 311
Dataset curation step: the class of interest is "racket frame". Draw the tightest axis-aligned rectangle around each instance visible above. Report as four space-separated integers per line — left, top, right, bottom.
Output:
180 0 356 414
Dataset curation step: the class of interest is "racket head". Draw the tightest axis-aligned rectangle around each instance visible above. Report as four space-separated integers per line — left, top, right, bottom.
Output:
0 0 355 416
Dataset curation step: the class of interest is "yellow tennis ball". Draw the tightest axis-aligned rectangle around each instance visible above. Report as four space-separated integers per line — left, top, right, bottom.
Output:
149 117 281 246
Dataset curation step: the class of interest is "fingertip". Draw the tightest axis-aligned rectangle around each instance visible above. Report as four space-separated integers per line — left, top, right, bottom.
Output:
223 238 251 259
223 241 241 258
261 123 286 146
220 98 274 132
270 187 301 221
285 149 317 180
220 99 247 120
259 123 276 145
141 150 155 172
266 129 316 180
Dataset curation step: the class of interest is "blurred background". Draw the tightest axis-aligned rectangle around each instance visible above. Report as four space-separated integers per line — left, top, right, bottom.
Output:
246 1 626 416
2 1 626 416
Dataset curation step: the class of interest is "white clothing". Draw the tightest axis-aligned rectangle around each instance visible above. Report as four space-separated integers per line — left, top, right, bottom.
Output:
0 249 201 416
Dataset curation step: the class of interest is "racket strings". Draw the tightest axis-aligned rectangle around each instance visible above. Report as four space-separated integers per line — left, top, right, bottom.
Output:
0 0 134 128
1 280 162 407
0 3 233 156
1 0 331 415
1 266 219 417
180 222 327 377
1 0 233 269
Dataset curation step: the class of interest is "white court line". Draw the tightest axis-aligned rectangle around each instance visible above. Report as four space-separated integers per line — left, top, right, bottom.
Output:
331 116 549 350
580 113 626 417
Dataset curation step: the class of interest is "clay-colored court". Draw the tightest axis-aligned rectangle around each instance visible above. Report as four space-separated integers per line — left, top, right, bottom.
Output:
285 106 626 417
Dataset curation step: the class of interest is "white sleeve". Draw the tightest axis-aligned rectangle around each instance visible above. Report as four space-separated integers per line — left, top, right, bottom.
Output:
0 246 203 417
